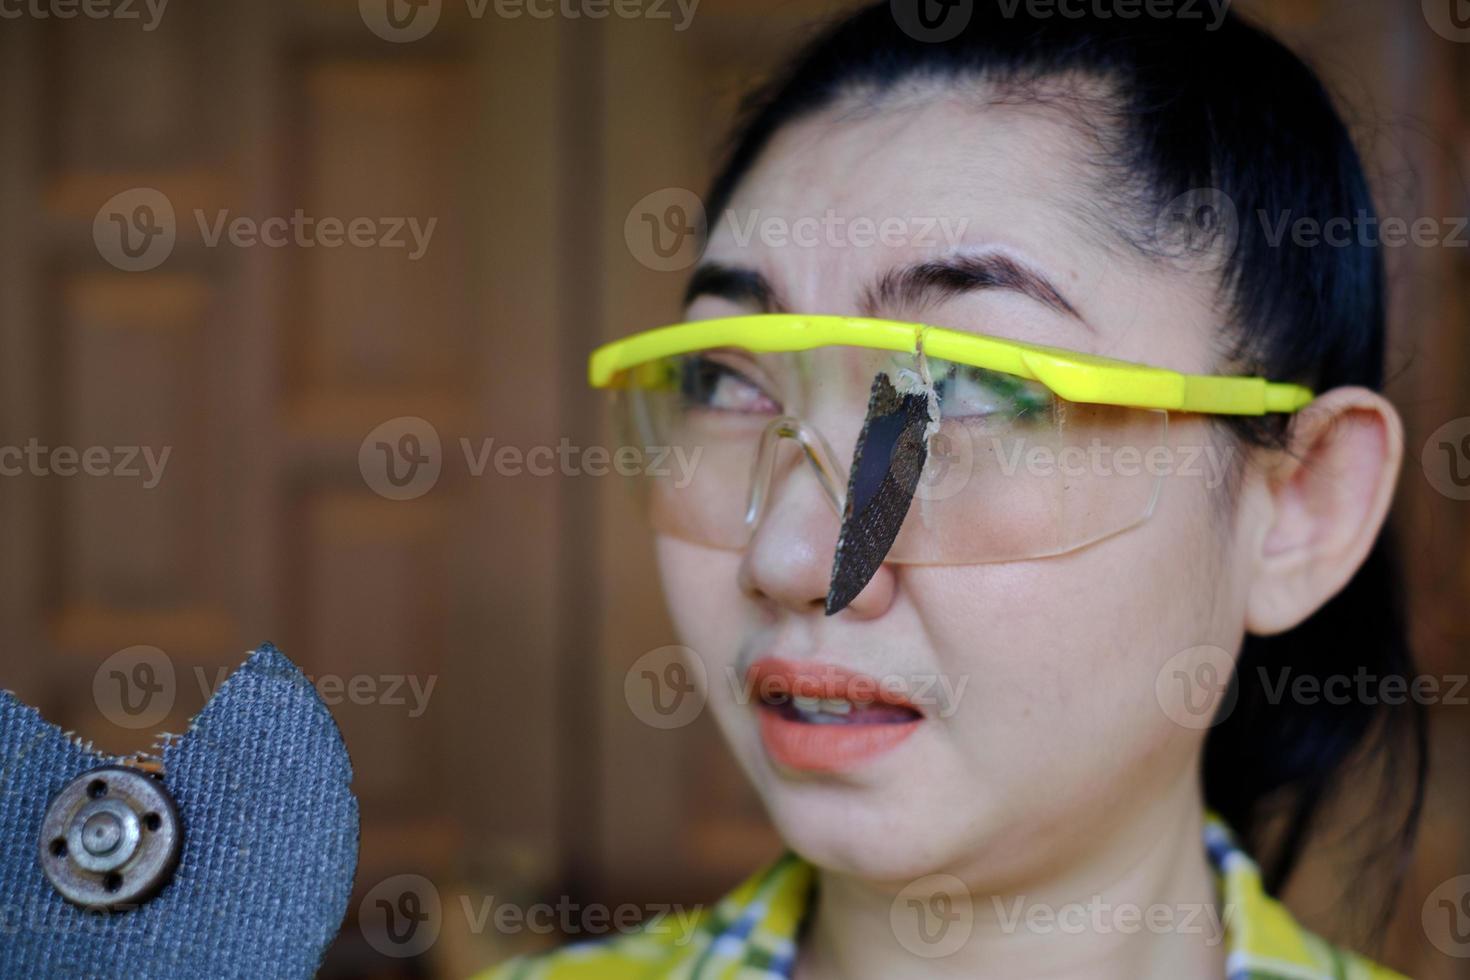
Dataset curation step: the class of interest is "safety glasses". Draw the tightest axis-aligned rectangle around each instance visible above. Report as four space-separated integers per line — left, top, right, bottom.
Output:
589 314 1312 605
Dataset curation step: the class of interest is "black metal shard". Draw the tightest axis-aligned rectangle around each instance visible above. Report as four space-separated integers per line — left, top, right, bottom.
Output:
825 371 933 615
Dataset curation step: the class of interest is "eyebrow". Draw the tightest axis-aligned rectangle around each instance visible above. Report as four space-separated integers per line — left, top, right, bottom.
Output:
683 262 783 313
683 252 1087 327
862 252 1085 325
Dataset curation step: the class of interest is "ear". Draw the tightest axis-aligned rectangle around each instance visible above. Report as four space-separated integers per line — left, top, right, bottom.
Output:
1244 387 1403 636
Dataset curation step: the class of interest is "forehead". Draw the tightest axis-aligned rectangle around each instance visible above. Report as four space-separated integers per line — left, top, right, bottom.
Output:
710 96 1100 289
700 92 1224 371
729 93 1096 230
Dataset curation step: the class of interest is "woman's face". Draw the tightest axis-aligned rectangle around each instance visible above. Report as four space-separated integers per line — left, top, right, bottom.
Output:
655 91 1260 887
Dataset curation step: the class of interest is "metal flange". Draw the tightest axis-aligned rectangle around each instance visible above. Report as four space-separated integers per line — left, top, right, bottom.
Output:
39 765 182 911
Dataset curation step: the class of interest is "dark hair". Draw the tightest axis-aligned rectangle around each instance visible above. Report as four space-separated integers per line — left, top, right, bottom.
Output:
699 0 1426 933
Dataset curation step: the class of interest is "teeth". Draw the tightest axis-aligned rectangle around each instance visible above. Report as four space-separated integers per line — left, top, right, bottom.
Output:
788 695 854 717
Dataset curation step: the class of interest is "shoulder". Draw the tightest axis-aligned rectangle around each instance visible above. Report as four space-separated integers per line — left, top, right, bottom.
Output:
1206 815 1407 980
1224 887 1406 979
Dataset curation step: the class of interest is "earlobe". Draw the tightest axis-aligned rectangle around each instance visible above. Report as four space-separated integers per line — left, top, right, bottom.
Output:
1244 387 1403 636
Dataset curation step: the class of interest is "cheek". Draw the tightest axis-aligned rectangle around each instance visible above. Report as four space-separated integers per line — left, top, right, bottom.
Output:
654 535 747 653
653 535 772 786
901 471 1239 800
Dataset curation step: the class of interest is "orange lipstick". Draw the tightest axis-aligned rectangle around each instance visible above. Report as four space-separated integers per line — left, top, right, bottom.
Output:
746 658 923 772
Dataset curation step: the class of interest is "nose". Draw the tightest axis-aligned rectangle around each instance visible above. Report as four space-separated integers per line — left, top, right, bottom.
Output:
737 444 898 619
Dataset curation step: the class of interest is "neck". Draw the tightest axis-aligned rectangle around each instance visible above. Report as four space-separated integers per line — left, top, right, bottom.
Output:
796 785 1226 980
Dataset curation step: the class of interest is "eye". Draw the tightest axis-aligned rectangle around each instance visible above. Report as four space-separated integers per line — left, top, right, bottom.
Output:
678 354 781 414
931 362 1053 422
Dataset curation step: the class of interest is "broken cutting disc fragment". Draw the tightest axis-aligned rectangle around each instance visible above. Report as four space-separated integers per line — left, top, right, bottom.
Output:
825 371 933 615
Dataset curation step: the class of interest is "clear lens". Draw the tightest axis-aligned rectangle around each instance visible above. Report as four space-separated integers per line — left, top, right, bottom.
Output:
617 346 1168 565
897 395 1166 562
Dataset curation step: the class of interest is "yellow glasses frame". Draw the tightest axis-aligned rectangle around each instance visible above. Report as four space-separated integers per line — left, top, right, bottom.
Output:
588 314 1314 415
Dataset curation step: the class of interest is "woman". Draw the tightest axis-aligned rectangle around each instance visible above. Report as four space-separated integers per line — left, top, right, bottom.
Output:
489 2 1425 977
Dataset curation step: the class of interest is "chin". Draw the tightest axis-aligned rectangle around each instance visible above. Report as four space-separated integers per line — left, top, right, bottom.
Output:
769 792 965 885
743 747 980 887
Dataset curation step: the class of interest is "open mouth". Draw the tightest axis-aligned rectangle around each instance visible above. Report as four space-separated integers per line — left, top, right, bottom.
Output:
760 692 923 726
745 658 924 772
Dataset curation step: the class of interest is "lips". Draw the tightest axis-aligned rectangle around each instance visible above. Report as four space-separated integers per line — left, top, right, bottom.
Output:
746 658 923 772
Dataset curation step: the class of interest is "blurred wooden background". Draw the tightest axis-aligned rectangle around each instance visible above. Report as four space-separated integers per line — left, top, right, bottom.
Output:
0 0 1466 976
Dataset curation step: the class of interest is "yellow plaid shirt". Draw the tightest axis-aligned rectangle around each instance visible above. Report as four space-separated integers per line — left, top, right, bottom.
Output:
478 817 1404 980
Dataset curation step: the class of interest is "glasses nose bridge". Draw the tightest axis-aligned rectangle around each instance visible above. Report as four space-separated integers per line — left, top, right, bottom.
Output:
744 415 847 531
